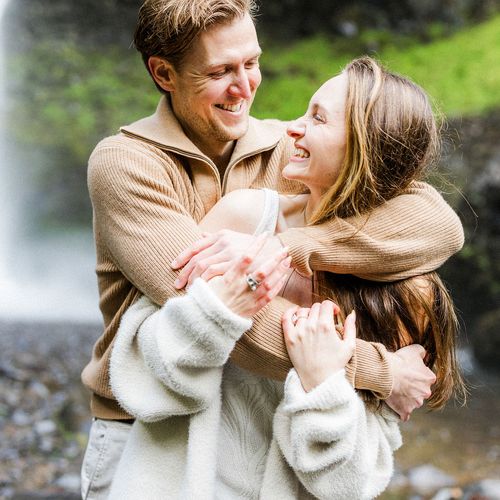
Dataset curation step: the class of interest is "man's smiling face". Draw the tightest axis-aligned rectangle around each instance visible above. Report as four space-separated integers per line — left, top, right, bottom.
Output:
167 13 262 156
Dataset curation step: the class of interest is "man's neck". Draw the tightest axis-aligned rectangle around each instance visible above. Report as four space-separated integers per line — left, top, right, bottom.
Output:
189 133 236 180
211 142 236 179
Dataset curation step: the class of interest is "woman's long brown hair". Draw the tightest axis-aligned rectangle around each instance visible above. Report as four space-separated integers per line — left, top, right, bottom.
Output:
316 272 467 409
310 57 466 409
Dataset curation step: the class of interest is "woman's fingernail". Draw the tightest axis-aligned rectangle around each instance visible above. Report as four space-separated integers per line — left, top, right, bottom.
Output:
283 256 292 267
174 279 181 288
171 259 178 268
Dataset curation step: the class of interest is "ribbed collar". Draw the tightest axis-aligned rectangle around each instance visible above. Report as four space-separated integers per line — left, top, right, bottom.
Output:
120 96 285 167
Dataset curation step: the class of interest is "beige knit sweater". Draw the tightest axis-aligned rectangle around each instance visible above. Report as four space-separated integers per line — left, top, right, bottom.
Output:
82 97 464 419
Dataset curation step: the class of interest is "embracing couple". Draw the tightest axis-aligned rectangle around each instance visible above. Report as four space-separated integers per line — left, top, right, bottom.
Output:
80 0 466 499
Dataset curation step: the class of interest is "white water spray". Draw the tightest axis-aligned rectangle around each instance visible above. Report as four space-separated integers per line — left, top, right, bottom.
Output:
0 0 12 283
0 1 100 322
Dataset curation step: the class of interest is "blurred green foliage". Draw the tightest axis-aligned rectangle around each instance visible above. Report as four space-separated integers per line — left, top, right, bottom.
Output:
253 14 500 119
9 42 158 167
9 14 500 170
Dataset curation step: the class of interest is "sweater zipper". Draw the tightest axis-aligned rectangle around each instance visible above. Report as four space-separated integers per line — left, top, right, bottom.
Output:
221 143 281 195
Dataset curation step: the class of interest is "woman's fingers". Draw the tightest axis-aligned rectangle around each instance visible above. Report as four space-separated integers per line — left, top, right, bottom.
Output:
222 232 269 282
249 246 290 285
343 310 357 344
306 302 321 328
254 272 289 311
252 255 291 301
261 256 292 291
282 306 299 337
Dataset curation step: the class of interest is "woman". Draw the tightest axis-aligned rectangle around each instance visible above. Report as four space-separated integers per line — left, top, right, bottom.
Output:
108 57 464 499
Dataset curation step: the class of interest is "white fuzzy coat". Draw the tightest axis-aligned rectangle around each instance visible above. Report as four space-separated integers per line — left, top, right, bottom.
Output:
108 278 401 499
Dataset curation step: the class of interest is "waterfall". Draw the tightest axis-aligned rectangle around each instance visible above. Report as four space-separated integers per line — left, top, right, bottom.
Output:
0 1 100 322
0 0 12 284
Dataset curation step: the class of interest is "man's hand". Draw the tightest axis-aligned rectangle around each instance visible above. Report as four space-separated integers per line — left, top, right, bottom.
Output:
385 344 436 421
171 229 285 289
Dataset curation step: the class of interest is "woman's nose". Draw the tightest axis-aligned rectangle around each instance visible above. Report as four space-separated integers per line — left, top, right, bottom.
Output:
286 119 306 139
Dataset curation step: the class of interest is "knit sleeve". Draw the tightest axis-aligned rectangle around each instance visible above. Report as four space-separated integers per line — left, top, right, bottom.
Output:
109 278 252 422
278 182 464 281
270 369 402 500
88 136 201 305
232 298 393 399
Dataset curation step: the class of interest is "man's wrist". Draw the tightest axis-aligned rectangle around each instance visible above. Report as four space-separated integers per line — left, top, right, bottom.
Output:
385 352 398 398
353 340 394 400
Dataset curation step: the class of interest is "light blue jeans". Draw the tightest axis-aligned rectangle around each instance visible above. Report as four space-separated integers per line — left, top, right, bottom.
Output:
80 418 132 500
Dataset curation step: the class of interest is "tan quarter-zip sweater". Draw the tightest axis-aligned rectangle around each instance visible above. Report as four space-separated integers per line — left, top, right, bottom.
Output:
83 96 464 419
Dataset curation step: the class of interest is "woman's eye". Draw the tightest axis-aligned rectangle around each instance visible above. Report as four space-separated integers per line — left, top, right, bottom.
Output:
313 113 325 123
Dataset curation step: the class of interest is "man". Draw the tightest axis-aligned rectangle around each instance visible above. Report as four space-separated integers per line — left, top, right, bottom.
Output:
80 0 464 497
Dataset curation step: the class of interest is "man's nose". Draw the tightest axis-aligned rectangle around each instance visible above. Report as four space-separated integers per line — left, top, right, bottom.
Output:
228 68 252 99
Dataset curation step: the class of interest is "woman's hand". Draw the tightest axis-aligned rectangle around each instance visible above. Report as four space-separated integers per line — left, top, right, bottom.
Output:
283 301 356 392
208 233 291 318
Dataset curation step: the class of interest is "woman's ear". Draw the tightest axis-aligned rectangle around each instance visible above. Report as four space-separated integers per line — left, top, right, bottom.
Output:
148 56 177 93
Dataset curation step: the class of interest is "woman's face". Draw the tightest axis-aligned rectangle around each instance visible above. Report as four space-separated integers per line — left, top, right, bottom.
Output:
282 73 348 196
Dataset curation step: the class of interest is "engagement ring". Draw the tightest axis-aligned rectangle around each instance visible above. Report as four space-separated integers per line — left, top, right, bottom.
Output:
246 275 261 292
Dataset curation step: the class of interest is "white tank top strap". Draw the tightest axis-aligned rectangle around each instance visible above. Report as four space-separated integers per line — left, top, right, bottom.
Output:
253 188 280 236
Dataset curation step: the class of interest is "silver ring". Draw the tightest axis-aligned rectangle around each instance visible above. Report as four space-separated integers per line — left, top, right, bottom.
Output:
292 313 307 324
246 275 261 292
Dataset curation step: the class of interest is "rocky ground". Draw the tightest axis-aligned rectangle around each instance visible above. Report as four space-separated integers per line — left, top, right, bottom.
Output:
0 321 97 499
0 320 499 500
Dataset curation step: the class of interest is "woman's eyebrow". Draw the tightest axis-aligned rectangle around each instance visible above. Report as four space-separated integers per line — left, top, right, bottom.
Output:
310 102 328 116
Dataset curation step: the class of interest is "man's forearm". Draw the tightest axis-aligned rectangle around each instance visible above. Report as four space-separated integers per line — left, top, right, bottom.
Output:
279 182 464 281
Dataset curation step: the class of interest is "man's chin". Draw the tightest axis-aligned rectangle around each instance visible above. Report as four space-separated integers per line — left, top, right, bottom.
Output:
218 120 249 142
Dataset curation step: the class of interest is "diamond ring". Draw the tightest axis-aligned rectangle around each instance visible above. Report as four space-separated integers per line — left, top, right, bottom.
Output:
246 275 261 292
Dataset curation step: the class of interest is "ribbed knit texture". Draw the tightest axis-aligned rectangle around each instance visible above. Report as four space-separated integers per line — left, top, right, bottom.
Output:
83 97 464 419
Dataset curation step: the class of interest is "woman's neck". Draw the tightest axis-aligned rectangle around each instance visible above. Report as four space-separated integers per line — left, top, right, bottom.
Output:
279 188 323 229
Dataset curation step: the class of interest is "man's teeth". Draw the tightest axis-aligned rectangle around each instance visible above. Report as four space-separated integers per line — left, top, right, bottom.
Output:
294 148 310 158
217 103 242 112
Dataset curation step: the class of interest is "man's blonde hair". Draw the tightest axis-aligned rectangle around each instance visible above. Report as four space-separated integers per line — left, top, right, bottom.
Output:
134 0 257 89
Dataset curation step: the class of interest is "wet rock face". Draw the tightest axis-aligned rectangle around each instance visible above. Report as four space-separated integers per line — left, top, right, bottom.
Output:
441 111 500 372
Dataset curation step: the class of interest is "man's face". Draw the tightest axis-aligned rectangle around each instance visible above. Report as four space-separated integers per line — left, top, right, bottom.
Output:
168 13 262 156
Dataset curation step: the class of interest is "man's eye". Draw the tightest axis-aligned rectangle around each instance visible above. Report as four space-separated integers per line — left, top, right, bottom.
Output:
210 69 228 78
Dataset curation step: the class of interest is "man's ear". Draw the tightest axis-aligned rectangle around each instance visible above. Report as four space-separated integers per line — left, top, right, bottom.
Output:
148 56 177 93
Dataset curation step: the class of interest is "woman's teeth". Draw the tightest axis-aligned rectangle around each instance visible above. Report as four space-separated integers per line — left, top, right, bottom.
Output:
294 148 310 158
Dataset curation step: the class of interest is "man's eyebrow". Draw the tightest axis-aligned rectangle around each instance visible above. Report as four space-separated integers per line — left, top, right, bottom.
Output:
203 50 262 72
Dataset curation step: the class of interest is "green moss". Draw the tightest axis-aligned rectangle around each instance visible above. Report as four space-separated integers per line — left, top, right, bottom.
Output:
253 14 500 119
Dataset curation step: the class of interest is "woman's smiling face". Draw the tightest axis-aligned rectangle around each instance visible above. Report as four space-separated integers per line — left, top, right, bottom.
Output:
282 73 348 197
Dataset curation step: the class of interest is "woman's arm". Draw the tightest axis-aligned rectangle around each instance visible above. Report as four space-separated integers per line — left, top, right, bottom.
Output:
270 370 402 500
269 302 401 499
109 239 290 421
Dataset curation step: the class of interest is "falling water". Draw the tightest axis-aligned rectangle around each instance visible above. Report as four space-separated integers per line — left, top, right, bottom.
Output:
0 0 12 284
0 1 100 322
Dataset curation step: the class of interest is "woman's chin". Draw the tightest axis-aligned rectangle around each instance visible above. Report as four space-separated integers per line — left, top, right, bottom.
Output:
282 162 309 183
